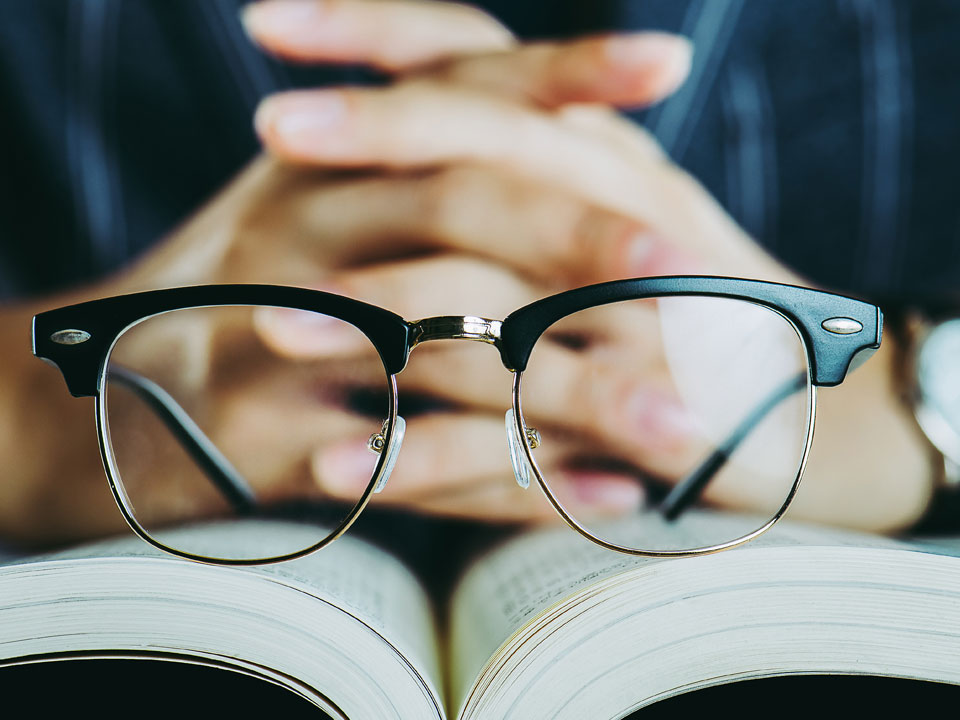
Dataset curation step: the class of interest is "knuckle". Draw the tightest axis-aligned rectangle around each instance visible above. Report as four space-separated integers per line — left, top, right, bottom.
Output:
632 125 665 157
533 193 582 254
659 162 706 201
322 0 349 16
569 205 608 254
569 205 629 279
443 3 514 46
575 360 613 431
418 166 484 240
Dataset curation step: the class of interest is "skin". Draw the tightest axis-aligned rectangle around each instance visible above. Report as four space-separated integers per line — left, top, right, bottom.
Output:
0 0 934 548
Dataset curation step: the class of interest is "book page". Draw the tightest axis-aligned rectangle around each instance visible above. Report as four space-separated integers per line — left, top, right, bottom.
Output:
36 519 441 698
448 510 903 708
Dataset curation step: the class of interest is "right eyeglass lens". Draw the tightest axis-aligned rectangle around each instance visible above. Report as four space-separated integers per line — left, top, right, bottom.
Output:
519 294 813 553
101 305 391 562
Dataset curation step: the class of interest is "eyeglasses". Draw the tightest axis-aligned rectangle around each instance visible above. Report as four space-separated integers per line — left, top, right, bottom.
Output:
32 277 881 565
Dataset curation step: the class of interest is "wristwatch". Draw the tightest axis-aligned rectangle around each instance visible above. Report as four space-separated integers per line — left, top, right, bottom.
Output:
909 316 960 486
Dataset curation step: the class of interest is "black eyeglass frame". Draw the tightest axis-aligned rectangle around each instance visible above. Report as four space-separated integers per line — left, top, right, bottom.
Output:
33 277 882 564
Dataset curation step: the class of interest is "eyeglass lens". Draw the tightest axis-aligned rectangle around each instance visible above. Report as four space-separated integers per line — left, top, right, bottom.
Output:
102 305 392 561
519 295 812 553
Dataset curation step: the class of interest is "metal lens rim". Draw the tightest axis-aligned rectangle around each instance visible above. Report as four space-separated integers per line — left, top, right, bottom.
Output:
510 300 818 558
95 306 399 566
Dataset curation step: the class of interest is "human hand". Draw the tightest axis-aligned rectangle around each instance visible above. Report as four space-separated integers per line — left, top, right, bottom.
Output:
1 0 699 545
239 0 735 522
4 1 932 548
242 0 935 532
101 1 721 529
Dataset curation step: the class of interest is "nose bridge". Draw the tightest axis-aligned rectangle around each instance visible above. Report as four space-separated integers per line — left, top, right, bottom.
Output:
408 315 502 350
401 315 534 492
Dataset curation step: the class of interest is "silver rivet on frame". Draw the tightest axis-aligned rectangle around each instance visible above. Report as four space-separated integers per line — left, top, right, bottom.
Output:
50 329 92 345
821 318 863 335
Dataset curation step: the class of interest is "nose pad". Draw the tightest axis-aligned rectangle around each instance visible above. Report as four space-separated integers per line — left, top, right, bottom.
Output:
367 416 406 493
505 408 540 489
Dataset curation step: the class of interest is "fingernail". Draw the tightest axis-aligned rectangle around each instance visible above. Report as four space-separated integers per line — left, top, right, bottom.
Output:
313 442 378 496
254 92 348 146
605 32 693 70
623 230 700 276
572 474 644 511
241 1 321 39
258 306 341 329
253 306 365 356
625 389 699 449
605 33 693 99
626 231 657 275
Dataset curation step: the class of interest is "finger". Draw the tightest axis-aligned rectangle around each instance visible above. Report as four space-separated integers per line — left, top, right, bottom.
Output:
373 468 645 523
253 254 542 360
254 81 773 274
399 343 515 409
251 263 699 482
395 306 663 410
266 167 695 284
254 82 674 230
252 302 395 363
340 246 544 320
556 104 666 162
311 413 644 521
313 412 550 496
251 254 667 402
241 0 513 70
377 477 559 523
540 297 662 350
247 253 695 484
518 343 699 479
429 32 692 109
123 359 386 522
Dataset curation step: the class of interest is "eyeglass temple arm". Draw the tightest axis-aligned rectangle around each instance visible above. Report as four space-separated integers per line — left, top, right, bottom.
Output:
658 372 808 521
106 365 258 515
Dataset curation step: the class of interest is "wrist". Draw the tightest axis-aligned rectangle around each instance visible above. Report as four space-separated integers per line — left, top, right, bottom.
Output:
891 310 960 532
0 302 115 547
788 335 936 533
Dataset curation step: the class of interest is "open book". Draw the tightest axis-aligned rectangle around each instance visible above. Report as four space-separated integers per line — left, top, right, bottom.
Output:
2 512 960 718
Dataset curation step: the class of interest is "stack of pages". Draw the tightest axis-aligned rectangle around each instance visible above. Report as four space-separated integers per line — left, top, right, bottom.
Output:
1 512 959 719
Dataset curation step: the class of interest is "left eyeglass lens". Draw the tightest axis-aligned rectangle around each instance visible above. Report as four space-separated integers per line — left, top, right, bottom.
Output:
101 305 391 561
